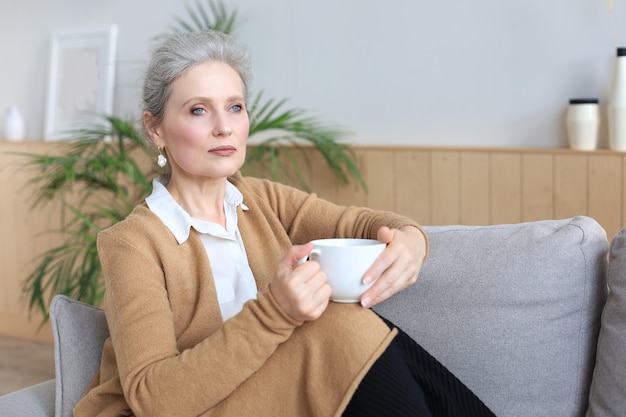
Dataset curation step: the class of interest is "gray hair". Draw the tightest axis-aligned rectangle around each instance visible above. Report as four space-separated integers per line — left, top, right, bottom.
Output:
142 30 252 132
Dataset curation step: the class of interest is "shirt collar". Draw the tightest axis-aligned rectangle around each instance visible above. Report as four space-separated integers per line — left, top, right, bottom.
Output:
145 177 247 244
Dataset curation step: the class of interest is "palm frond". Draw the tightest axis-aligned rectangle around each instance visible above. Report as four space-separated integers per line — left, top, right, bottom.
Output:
19 115 155 321
159 0 237 38
246 92 366 191
14 116 152 207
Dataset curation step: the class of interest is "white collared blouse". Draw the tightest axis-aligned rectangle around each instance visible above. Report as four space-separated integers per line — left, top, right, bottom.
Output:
145 178 257 321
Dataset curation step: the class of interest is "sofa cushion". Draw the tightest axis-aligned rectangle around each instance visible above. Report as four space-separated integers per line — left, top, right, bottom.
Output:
586 227 626 416
0 379 55 417
374 216 608 417
50 295 109 417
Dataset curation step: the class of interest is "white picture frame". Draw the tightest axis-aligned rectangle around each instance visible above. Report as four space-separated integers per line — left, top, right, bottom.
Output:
44 25 118 141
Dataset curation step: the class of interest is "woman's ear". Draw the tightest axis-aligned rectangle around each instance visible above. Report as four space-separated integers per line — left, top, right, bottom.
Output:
143 111 162 147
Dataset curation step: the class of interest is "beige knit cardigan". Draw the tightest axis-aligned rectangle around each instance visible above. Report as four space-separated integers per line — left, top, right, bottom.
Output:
74 172 425 417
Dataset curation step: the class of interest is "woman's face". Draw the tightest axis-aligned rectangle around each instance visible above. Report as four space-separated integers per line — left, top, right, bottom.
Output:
149 61 249 182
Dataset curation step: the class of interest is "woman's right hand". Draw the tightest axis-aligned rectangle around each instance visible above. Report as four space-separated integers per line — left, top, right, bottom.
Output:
270 243 332 322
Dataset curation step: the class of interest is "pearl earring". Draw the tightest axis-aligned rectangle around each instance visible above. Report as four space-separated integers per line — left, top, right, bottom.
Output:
157 147 167 167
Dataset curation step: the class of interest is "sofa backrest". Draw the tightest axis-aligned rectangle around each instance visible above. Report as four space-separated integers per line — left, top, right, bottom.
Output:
374 216 609 417
50 295 109 417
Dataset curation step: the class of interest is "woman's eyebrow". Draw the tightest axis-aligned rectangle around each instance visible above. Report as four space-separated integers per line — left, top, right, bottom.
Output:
181 95 245 107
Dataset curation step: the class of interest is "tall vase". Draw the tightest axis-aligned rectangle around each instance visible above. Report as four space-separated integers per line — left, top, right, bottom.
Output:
608 48 626 151
3 106 25 141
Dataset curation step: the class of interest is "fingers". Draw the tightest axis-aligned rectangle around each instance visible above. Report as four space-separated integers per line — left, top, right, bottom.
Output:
278 242 314 271
376 226 394 244
361 249 419 308
270 244 332 322
290 267 332 318
360 226 426 308
362 226 397 285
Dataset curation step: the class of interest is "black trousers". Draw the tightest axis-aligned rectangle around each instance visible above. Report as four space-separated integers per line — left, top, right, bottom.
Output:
343 317 496 417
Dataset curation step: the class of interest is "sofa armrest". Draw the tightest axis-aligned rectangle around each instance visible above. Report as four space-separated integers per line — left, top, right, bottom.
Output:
0 379 55 417
50 295 110 417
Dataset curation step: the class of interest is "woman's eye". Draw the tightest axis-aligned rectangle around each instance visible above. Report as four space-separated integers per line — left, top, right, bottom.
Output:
231 104 242 112
191 107 205 115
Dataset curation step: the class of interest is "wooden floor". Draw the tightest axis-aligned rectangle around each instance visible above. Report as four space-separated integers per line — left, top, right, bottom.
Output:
0 334 55 396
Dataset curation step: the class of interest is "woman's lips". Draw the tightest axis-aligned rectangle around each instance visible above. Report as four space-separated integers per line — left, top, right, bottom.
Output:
208 146 236 156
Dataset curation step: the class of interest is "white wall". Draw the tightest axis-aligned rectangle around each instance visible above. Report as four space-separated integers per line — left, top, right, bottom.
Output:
1 0 624 147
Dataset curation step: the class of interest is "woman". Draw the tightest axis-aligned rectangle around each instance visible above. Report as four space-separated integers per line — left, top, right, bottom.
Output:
74 31 494 417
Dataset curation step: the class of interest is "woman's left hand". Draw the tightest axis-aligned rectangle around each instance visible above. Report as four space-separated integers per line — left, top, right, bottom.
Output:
359 226 427 308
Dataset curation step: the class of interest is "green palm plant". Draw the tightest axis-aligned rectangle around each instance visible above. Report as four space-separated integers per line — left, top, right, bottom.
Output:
20 116 153 320
20 0 366 321
246 92 365 191
165 0 237 36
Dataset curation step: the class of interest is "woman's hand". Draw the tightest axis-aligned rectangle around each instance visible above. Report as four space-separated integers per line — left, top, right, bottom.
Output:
270 243 332 322
359 226 427 308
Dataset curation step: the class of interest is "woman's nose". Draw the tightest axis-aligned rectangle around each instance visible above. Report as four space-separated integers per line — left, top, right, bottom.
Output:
212 113 233 136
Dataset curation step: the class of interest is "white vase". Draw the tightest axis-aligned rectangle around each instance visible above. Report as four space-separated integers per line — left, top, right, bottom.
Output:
566 99 599 151
3 106 25 141
608 48 626 151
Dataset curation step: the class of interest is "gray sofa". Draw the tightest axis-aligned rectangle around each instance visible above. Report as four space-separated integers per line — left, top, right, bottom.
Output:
1 216 624 416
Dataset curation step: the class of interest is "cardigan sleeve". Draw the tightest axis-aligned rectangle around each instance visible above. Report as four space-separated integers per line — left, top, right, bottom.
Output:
95 217 302 417
237 174 428 257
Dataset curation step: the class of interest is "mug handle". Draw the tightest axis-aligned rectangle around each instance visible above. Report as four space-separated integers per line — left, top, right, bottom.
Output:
297 248 322 265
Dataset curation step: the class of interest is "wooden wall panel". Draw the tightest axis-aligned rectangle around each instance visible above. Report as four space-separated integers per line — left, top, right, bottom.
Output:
361 150 395 211
588 154 623 239
554 154 588 220
490 153 522 224
393 149 430 223
0 142 63 343
430 150 460 225
4 142 626 342
305 148 339 203
522 154 554 222
460 152 490 225
335 149 368 207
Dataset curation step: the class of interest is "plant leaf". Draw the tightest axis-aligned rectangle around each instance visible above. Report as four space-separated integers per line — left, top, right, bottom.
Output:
159 0 237 38
19 114 155 321
245 91 366 191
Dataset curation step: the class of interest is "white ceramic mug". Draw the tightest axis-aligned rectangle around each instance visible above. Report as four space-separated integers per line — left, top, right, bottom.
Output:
303 238 386 302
